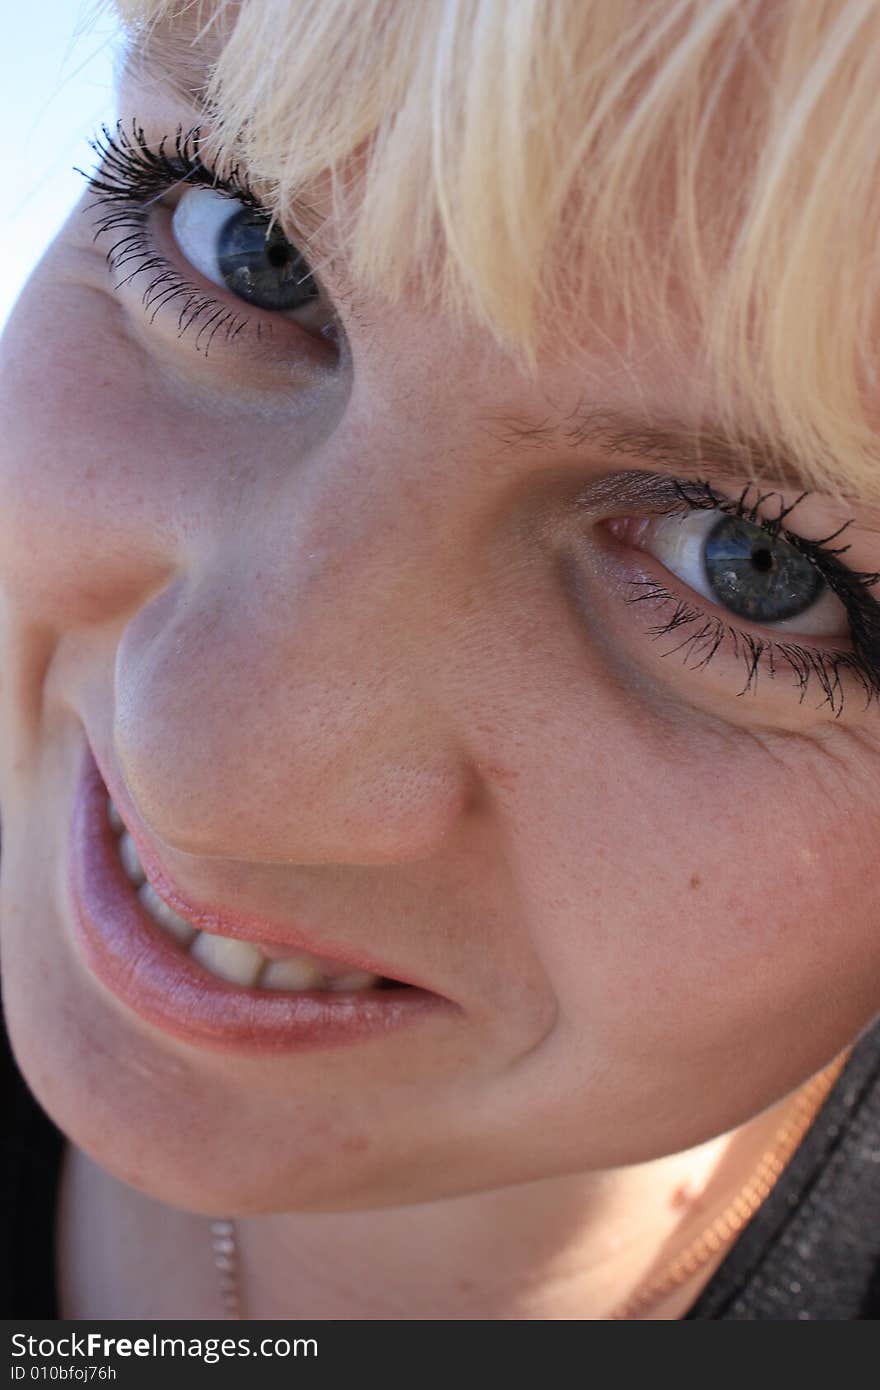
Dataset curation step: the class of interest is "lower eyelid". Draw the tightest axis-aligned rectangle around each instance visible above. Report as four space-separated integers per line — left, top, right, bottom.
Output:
106 204 337 368
602 514 850 642
160 197 338 336
633 559 852 657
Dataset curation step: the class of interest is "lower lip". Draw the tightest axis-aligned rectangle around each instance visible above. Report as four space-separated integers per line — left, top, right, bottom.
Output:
67 743 448 1053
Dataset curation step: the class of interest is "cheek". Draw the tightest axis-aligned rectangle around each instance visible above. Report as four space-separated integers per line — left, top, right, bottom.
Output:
503 712 880 1055
0 269 171 627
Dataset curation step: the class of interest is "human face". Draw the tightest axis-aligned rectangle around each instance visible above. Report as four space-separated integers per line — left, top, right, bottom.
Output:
1 34 880 1219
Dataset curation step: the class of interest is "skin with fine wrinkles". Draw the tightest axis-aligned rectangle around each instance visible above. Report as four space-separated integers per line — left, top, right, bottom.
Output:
1 14 880 1322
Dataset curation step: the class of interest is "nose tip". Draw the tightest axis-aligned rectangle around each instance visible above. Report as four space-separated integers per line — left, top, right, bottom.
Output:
113 598 477 865
111 476 478 866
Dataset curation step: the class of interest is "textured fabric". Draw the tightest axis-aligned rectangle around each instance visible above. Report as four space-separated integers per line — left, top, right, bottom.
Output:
685 1019 880 1320
1 1007 63 1318
2 996 879 1319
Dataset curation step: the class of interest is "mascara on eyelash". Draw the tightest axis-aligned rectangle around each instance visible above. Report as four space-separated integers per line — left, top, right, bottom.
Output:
74 119 266 356
74 118 329 357
672 476 880 672
617 473 880 716
75 118 259 212
626 578 880 715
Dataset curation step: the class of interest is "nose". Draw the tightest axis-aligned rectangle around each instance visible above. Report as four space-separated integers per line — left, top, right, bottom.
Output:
112 439 476 866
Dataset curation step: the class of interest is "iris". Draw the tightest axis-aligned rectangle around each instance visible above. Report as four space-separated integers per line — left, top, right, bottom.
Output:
216 210 319 312
703 516 823 623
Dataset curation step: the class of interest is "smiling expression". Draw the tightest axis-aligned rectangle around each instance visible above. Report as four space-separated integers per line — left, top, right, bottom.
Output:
1 17 880 1218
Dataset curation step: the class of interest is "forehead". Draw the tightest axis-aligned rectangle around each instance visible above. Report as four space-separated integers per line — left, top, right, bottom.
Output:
119 11 226 129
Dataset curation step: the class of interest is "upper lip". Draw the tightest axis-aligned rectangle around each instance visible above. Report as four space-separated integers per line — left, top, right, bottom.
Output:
86 734 430 989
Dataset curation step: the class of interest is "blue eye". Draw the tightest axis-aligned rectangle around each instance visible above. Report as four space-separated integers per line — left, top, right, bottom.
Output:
171 187 320 314
701 515 823 623
647 505 847 636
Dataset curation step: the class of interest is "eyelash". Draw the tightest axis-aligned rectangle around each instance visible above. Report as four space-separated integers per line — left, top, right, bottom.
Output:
77 119 275 356
77 127 880 716
620 478 880 717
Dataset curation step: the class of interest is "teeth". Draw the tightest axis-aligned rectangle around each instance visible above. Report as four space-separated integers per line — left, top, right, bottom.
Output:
259 957 324 991
118 831 146 887
113 809 389 993
189 931 265 987
326 970 380 991
137 880 197 945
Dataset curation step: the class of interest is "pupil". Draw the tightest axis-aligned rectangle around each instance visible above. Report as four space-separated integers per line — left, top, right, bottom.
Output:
703 516 823 623
217 209 320 312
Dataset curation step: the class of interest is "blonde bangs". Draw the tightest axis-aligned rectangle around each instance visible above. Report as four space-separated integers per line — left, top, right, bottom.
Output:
108 0 880 502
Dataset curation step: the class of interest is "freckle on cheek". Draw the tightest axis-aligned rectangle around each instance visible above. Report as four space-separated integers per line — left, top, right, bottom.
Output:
341 1133 371 1155
689 873 702 890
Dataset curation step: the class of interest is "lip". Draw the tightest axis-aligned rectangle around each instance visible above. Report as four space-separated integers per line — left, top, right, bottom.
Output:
88 737 431 981
67 739 451 1052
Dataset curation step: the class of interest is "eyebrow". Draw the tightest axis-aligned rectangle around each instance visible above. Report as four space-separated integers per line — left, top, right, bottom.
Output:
483 405 821 495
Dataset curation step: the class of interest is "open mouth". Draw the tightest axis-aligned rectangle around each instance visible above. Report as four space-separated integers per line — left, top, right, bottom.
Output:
67 740 448 1053
108 798 404 994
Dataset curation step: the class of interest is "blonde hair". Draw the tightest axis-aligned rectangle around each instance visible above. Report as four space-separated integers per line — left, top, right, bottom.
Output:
106 0 880 502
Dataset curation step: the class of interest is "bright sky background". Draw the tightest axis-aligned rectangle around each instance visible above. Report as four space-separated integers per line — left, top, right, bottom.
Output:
1 1 123 334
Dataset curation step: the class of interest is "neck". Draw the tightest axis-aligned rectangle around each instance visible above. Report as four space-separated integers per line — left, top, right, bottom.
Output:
230 1087 806 1320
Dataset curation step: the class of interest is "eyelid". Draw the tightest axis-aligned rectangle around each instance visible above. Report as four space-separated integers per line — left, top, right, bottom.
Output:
79 121 341 364
144 198 338 359
623 508 849 638
585 470 880 613
80 120 368 353
582 469 880 716
575 470 877 570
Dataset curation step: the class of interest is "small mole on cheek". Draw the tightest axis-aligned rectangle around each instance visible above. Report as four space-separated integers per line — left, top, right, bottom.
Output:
340 1133 371 1156
689 873 702 890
